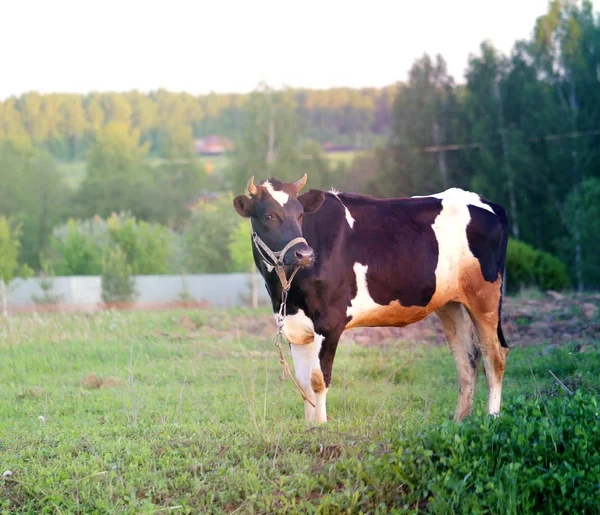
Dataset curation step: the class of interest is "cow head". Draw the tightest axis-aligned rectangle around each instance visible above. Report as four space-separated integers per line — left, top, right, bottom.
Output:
233 174 325 268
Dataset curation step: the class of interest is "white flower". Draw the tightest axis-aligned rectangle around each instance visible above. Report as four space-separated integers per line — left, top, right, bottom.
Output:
38 416 46 423
2 470 12 477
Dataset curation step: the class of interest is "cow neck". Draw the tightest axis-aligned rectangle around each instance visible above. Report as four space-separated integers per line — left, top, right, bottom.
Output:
251 231 306 291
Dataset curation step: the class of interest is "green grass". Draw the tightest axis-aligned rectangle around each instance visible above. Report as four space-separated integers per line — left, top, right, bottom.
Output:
0 308 598 513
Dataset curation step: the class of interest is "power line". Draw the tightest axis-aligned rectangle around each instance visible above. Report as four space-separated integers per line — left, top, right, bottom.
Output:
406 128 600 154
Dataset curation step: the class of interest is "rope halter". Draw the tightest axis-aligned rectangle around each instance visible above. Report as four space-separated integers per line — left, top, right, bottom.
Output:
251 231 308 291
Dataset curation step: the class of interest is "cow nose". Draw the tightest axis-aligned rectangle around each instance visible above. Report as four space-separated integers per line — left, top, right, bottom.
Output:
293 247 314 267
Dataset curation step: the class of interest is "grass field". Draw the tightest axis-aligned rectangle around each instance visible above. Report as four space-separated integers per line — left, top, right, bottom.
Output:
0 296 599 513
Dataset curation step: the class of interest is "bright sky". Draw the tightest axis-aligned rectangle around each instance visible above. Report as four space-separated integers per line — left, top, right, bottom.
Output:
1 0 550 99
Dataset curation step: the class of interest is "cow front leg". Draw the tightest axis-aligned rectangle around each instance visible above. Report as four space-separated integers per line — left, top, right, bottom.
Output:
313 326 343 424
290 336 322 423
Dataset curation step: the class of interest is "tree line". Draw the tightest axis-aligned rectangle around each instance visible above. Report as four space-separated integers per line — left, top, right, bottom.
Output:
371 0 600 291
0 0 598 294
0 86 395 161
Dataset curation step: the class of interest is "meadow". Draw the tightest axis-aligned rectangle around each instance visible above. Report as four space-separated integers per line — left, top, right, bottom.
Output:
0 295 599 513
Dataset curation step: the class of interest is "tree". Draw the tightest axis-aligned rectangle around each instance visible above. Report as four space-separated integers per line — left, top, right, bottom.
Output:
227 82 302 193
561 178 600 288
101 246 137 306
106 213 178 274
182 193 239 273
529 0 600 291
464 42 522 239
0 218 32 316
51 218 107 275
76 122 151 219
377 55 468 197
0 142 69 269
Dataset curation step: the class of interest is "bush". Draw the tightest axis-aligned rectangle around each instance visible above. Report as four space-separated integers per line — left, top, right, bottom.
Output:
51 218 107 275
506 239 569 293
106 213 177 274
356 391 600 512
101 246 137 305
52 214 180 276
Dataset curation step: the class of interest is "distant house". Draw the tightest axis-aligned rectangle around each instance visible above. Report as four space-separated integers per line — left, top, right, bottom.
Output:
193 135 234 156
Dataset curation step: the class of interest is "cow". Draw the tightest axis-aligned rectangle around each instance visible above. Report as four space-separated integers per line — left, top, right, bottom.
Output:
233 174 510 424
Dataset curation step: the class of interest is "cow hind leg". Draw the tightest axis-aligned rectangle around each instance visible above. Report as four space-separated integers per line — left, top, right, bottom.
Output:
436 301 481 422
470 312 508 417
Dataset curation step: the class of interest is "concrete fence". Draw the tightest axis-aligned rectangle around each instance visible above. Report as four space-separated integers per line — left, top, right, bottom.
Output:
6 273 271 313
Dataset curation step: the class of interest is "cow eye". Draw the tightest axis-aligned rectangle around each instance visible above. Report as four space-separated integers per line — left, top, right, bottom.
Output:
264 214 274 221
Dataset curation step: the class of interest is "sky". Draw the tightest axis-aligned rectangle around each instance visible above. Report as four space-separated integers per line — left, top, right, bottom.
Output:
1 0 551 99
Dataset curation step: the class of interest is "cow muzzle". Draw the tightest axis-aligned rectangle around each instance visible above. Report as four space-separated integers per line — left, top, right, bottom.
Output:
284 243 314 268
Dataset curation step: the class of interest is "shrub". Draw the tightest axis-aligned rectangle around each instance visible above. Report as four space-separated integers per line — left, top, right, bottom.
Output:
101 246 137 305
356 391 600 512
52 214 180 276
506 239 569 293
106 213 176 275
51 217 107 275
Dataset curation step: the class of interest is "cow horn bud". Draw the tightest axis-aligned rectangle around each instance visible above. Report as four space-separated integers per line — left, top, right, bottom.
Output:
247 176 258 196
294 173 308 193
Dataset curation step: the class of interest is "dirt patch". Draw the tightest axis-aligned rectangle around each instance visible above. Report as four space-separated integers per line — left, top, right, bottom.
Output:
16 387 44 399
333 293 599 350
80 374 121 389
189 292 598 351
178 315 198 330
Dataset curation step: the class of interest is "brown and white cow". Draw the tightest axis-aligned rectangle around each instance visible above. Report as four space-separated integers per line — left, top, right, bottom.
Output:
234 175 510 423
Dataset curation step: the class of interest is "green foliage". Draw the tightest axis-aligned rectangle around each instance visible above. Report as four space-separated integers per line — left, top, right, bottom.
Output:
228 219 254 272
145 158 208 229
561 178 600 287
51 218 106 275
506 239 569 293
0 217 32 285
0 142 69 269
182 193 239 273
52 214 179 276
361 391 600 513
76 122 151 219
106 213 176 275
101 246 137 305
0 88 394 163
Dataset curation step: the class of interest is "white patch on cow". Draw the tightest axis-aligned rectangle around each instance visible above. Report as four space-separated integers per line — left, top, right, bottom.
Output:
276 309 327 422
330 191 355 229
345 198 479 320
346 263 383 319
263 181 289 206
487 378 502 416
279 309 314 346
429 197 475 298
314 387 328 424
412 187 495 214
283 311 325 423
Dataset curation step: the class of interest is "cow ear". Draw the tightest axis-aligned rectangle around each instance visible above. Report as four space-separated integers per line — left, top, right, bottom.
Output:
298 189 325 213
233 195 253 218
